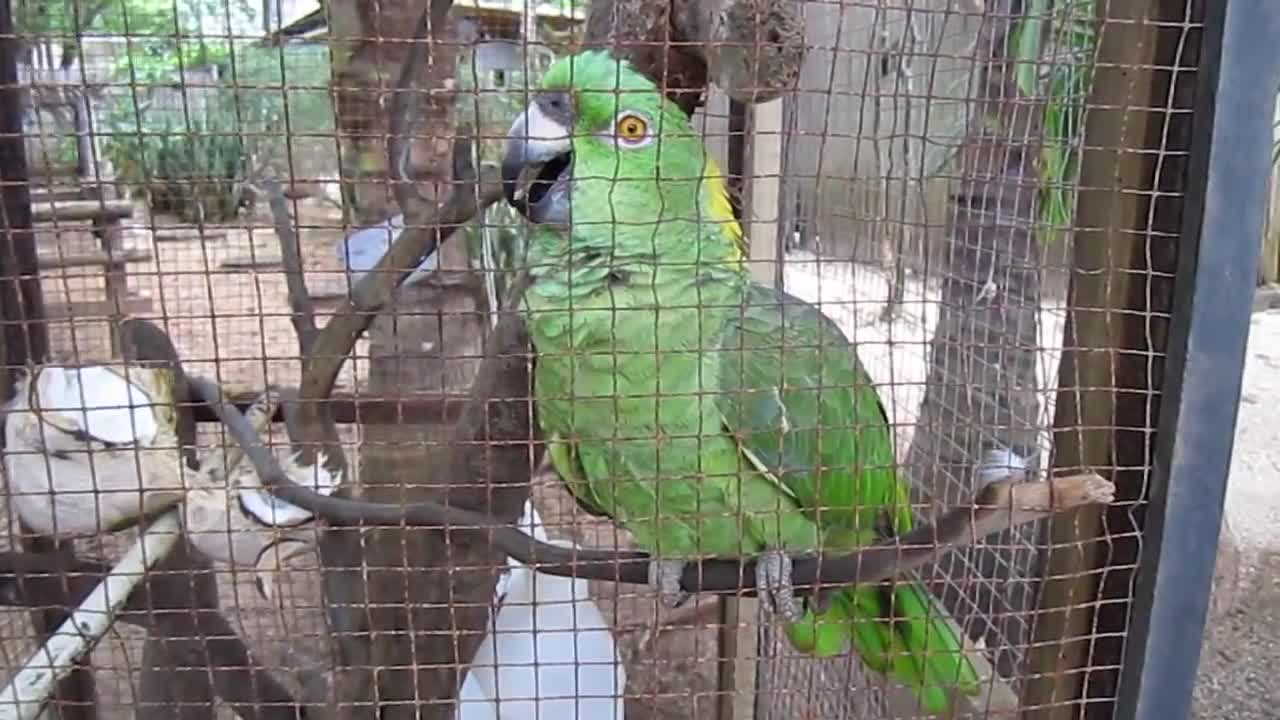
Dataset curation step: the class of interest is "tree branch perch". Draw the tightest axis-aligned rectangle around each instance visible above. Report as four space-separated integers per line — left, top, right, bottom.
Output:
189 370 1116 595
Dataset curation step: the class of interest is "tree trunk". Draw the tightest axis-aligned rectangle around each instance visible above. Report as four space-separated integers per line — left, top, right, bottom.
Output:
320 2 509 719
904 0 1046 680
328 0 459 224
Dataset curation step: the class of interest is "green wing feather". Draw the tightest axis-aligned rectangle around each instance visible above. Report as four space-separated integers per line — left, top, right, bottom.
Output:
714 283 908 536
714 283 980 712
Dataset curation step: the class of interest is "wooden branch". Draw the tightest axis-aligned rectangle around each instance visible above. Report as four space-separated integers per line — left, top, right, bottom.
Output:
193 374 1116 593
285 3 502 472
297 164 500 392
0 550 305 720
261 177 318 356
135 326 304 720
387 0 456 219
272 4 511 718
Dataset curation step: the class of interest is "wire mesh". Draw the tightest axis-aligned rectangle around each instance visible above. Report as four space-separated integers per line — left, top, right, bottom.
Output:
0 0 1229 719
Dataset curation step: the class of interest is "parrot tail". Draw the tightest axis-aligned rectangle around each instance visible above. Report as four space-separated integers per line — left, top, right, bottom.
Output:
783 582 981 714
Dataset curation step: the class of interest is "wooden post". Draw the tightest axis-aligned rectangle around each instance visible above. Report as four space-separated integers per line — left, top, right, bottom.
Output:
745 100 782 288
1023 2 1199 717
93 214 127 356
1263 168 1280 285
0 3 95 719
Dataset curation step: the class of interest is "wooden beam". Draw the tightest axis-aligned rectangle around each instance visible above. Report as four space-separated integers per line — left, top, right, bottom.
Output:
36 249 153 270
744 100 782 288
715 97 785 720
1263 168 1280 285
30 200 134 224
1023 2 1198 718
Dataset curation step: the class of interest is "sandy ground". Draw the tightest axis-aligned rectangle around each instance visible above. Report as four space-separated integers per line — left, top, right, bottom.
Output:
1 205 1273 719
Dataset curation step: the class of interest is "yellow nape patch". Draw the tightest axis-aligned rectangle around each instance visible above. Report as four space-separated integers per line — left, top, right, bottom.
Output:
702 154 746 267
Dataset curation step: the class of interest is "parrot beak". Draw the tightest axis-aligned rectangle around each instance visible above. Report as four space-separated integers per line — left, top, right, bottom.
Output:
502 93 573 225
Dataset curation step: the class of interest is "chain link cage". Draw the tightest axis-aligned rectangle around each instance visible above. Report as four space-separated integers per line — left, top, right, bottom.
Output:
0 0 1271 719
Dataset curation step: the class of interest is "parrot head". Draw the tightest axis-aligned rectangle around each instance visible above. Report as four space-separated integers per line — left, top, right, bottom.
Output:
502 50 742 261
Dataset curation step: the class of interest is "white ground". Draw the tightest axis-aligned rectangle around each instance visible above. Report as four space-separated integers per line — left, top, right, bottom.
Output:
1192 308 1280 719
1224 310 1280 559
782 251 1068 461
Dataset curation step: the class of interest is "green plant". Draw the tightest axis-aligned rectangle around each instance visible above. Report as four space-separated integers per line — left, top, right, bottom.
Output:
99 41 335 222
1012 0 1096 243
20 1 335 221
110 107 246 223
218 43 336 174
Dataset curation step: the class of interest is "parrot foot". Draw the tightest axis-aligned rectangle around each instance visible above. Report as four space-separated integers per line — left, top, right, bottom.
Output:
648 558 691 609
756 549 803 622
806 586 841 616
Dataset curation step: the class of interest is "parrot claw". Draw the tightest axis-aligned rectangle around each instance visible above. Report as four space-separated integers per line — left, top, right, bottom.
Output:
806 586 840 616
756 549 803 622
648 559 691 609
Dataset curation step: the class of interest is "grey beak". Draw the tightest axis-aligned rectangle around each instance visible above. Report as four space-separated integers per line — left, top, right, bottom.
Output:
501 103 573 216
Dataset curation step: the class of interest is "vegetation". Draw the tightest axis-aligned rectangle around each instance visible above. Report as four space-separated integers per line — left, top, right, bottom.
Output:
18 0 334 222
101 42 334 223
1012 0 1096 242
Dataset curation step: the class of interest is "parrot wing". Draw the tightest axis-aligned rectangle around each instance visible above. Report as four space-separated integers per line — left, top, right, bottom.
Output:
545 434 614 521
712 285 982 711
713 283 912 537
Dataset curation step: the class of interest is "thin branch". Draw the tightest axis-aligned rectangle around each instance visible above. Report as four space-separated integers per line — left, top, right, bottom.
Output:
261 176 317 355
297 158 502 410
192 369 1116 594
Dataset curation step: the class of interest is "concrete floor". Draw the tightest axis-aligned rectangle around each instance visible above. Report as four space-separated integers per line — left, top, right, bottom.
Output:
1193 307 1280 719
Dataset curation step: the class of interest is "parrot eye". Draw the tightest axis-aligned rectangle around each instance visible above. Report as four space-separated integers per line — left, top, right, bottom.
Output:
612 112 652 147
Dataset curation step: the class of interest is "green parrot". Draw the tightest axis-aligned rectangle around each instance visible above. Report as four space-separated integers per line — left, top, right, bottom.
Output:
500 50 982 711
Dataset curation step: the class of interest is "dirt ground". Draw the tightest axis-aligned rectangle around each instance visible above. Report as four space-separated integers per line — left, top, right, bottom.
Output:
2 200 1272 719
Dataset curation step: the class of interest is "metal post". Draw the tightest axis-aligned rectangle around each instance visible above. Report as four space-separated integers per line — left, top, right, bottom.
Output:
1115 1 1280 718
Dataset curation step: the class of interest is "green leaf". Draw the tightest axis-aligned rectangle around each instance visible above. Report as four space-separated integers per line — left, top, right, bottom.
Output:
1012 0 1051 98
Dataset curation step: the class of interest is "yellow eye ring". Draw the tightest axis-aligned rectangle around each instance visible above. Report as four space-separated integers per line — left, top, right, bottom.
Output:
614 113 650 145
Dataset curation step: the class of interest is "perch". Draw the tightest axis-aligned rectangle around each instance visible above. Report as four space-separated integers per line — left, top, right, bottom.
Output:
30 201 134 224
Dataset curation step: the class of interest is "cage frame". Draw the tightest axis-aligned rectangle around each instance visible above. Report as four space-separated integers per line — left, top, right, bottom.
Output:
0 0 1276 718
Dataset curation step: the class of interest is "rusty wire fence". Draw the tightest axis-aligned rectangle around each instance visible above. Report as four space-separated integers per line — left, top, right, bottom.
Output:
0 0 1273 719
